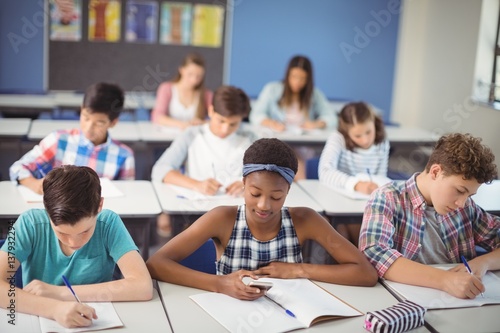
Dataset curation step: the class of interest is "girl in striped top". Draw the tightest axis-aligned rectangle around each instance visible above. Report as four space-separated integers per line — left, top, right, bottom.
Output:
318 102 390 245
147 138 377 300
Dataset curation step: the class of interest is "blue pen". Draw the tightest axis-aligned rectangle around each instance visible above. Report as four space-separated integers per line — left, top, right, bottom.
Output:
62 275 82 303
366 168 373 183
460 255 485 298
264 295 296 318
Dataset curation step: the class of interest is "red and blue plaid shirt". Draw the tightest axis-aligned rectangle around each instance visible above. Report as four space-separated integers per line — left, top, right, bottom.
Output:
359 173 500 277
10 128 135 181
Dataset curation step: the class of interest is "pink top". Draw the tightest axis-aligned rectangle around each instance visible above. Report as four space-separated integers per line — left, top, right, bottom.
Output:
151 82 213 124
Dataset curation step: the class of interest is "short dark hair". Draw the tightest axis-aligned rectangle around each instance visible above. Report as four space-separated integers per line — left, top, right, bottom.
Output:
338 102 386 151
425 133 497 183
82 82 124 121
243 138 298 174
212 85 251 118
43 165 101 226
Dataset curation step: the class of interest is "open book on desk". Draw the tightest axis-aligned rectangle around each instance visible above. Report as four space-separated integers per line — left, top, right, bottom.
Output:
190 278 362 333
381 269 500 309
0 302 123 333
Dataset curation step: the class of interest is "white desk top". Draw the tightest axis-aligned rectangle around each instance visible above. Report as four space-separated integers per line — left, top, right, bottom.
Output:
0 94 55 109
0 181 161 218
27 119 140 142
471 180 500 214
152 182 322 215
0 118 31 137
136 121 182 142
298 180 367 216
385 126 436 145
157 280 429 333
3 288 172 333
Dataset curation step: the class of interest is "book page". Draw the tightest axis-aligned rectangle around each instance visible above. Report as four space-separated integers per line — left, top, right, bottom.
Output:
382 271 500 309
0 308 41 333
39 302 123 333
170 184 242 203
329 174 392 200
189 278 361 333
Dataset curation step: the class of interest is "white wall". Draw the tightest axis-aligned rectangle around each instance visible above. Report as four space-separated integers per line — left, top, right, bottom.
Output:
391 0 500 164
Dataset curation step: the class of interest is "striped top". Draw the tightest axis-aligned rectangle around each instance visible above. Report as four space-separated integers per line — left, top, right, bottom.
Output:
318 131 390 191
216 205 303 275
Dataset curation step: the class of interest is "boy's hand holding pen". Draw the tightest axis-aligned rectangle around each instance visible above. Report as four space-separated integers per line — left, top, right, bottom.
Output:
62 275 97 325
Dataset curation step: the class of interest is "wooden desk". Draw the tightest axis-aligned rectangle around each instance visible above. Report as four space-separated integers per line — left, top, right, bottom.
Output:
157 280 429 332
0 181 161 259
27 120 141 143
1 288 172 333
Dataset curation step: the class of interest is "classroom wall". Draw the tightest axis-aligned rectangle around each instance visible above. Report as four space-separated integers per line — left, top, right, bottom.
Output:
391 0 500 165
0 1 400 120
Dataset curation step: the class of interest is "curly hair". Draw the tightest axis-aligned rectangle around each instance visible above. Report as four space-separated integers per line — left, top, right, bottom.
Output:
425 133 497 183
243 138 298 174
338 102 386 151
43 165 101 225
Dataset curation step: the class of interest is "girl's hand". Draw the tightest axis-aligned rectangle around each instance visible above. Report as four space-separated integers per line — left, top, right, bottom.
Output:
225 181 244 197
215 270 263 300
354 181 378 194
253 262 305 279
195 179 222 195
263 119 286 132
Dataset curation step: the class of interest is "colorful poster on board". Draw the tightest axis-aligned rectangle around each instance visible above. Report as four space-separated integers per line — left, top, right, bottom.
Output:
191 4 224 48
126 1 158 43
160 2 192 45
88 0 121 42
50 0 82 41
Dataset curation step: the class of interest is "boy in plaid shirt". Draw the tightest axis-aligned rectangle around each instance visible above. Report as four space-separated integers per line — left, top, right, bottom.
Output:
10 82 135 194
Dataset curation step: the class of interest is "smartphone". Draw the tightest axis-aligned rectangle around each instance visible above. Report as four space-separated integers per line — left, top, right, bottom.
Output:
248 280 273 291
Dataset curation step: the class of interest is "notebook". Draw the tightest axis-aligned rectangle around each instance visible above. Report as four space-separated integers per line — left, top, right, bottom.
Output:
381 269 500 309
189 278 362 333
0 302 123 333
329 174 392 200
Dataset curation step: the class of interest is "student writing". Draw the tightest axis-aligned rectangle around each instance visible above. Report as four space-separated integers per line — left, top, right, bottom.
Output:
0 165 152 328
151 85 256 237
147 138 377 301
151 53 213 129
250 55 336 180
9 82 135 194
318 102 390 245
359 133 500 299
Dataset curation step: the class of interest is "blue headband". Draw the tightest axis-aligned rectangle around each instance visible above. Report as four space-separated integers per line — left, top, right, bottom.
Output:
242 163 295 184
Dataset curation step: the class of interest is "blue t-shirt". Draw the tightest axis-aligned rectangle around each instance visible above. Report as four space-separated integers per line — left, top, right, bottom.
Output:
0 209 138 286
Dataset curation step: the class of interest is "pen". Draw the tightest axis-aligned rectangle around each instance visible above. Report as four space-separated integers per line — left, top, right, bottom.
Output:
460 255 485 298
62 275 82 303
366 168 373 183
264 295 296 318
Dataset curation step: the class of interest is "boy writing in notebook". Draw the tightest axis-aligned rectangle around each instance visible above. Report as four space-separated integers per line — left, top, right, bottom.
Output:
151 85 256 236
0 165 152 328
359 133 500 299
9 82 135 194
147 138 377 300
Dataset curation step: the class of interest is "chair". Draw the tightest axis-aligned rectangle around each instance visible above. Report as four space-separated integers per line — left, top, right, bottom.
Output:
305 157 320 179
0 239 23 288
179 239 216 274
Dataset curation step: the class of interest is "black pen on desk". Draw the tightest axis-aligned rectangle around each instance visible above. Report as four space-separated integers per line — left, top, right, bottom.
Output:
264 295 296 318
461 255 485 298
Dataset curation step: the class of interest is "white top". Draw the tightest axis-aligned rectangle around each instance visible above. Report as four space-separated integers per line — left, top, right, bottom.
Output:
0 118 31 137
169 84 198 121
151 124 255 186
319 131 390 191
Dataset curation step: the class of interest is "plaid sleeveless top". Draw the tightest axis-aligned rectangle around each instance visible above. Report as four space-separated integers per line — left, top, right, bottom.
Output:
216 205 303 275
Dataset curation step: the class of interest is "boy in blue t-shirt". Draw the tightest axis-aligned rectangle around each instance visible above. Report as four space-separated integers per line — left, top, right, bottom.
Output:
0 165 152 328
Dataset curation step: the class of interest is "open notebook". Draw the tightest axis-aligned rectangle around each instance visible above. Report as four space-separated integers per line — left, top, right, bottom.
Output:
17 178 124 203
190 278 362 333
381 269 500 309
0 302 123 333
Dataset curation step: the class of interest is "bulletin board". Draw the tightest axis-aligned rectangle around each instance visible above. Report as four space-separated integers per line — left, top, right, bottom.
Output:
47 0 228 92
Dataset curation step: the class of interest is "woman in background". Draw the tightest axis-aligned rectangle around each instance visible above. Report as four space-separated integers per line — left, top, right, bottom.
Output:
151 53 213 129
250 55 335 179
